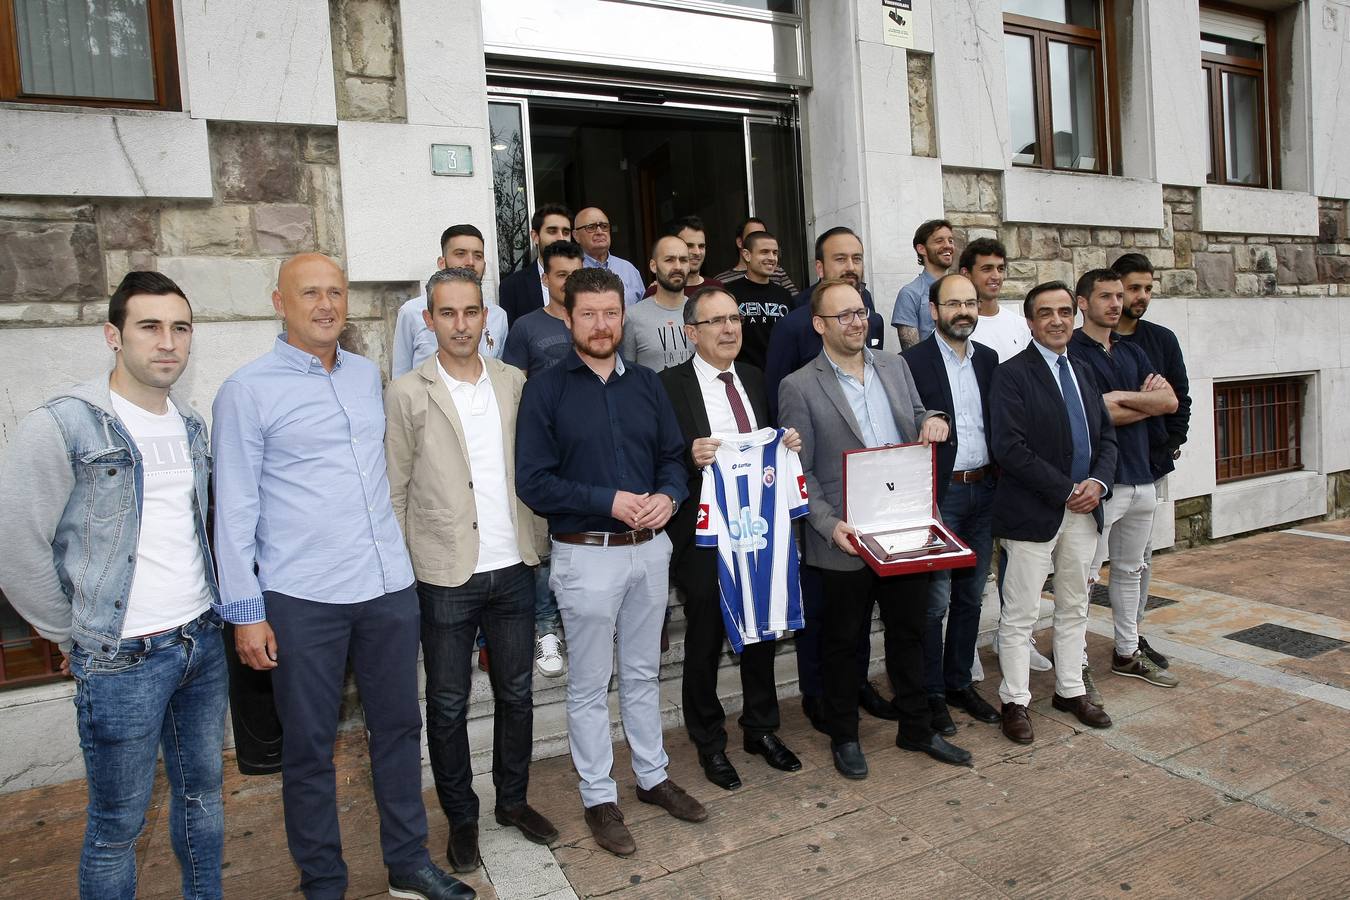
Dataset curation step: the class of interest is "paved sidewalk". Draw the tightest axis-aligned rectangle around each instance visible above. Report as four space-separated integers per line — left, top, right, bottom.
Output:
1 525 1346 898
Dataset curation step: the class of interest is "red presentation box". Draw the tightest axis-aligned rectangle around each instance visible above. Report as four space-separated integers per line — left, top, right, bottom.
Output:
843 442 976 577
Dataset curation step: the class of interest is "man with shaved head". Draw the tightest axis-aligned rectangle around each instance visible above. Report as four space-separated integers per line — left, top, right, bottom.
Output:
621 234 695 370
574 206 646 306
213 254 474 899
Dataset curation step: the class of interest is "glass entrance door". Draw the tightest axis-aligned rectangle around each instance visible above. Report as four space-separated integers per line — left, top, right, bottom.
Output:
488 91 805 289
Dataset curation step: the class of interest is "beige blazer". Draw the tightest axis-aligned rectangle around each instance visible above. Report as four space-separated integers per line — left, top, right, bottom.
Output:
385 355 542 588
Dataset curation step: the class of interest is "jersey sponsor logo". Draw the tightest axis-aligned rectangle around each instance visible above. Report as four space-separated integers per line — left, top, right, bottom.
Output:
697 503 710 530
727 507 769 552
797 474 808 501
763 465 776 487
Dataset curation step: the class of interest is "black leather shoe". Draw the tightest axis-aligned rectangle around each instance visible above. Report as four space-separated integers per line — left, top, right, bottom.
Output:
494 803 559 845
698 750 742 790
831 741 868 779
897 732 973 767
928 695 957 735
744 733 802 772
801 694 828 735
946 685 1001 724
859 682 900 720
446 822 480 873
1139 636 1170 669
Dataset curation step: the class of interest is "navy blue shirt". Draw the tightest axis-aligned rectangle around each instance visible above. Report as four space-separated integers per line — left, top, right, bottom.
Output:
516 349 689 534
763 283 884 421
1116 318 1190 479
1068 329 1156 486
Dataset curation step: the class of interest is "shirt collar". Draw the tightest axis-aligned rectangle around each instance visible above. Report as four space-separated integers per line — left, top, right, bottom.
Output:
1072 327 1116 352
935 334 970 366
824 347 875 381
564 348 625 378
583 252 609 270
438 356 490 390
1032 338 1068 367
274 334 344 373
691 352 734 385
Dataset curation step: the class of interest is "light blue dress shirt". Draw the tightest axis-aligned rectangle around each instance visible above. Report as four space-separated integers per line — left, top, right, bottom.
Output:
583 252 645 307
211 336 414 624
391 293 508 378
825 348 903 448
936 336 990 470
890 269 937 339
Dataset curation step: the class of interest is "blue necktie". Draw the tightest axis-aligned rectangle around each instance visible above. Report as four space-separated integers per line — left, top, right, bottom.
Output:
1056 356 1092 483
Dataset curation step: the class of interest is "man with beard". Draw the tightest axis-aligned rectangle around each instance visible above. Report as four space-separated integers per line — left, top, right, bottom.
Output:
644 216 722 298
725 230 793 370
1068 269 1178 692
622 235 695 370
516 267 707 858
893 219 955 350
1111 253 1190 671
902 274 1002 734
779 279 972 779
574 206 646 306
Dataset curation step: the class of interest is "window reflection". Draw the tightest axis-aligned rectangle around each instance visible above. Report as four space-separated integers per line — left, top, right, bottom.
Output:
1006 34 1039 166
1222 71 1260 185
1003 0 1096 27
1049 41 1098 171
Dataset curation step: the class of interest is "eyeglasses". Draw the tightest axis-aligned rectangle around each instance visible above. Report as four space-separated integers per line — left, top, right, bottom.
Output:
817 308 869 325
691 314 743 328
575 221 611 233
936 299 980 310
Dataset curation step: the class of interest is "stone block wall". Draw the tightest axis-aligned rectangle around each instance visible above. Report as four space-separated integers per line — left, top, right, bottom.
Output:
330 0 406 122
940 171 1350 301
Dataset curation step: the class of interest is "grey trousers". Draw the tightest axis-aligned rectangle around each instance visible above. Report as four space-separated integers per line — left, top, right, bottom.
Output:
550 533 672 807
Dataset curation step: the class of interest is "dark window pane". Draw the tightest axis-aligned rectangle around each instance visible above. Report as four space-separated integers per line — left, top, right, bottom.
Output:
1204 74 1214 181
488 101 531 276
712 0 798 12
1006 33 1039 166
1222 71 1260 184
1048 40 1099 170
15 0 156 101
748 119 806 289
1004 0 1097 28
1200 33 1262 60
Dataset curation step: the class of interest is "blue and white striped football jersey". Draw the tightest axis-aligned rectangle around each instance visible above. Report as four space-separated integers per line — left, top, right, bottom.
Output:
695 427 809 653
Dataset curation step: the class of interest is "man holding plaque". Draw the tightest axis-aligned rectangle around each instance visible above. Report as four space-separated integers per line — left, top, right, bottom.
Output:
990 281 1117 745
779 278 973 779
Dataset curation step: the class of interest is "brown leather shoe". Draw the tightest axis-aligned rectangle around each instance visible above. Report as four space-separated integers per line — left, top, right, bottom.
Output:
584 802 636 857
1001 702 1034 744
1052 693 1113 729
635 778 708 822
495 803 560 845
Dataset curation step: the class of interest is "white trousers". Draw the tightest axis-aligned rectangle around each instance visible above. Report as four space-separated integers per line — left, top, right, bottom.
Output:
999 510 1098 707
1088 482 1159 657
550 533 672 807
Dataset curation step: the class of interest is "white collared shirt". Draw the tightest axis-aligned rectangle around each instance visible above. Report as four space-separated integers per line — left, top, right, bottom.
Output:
692 352 758 434
436 358 521 573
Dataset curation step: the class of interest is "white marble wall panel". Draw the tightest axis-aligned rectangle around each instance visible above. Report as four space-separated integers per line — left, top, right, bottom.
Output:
858 41 912 157
1309 0 1350 199
930 0 1009 170
180 0 337 125
158 258 282 322
804 0 865 238
0 322 282 453
1196 185 1320 236
863 153 945 327
402 0 489 128
1144 0 1208 186
1170 375 1216 501
338 122 497 289
0 683 81 793
0 110 211 198
1003 169 1164 229
1182 297 1341 380
1210 471 1328 538
1319 366 1350 473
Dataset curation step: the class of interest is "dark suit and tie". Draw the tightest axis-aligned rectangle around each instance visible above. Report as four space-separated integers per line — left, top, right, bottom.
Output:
990 334 1117 743
659 317 802 791
499 260 545 327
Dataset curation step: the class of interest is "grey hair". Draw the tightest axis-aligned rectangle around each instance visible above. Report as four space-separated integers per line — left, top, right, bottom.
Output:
425 267 482 312
684 284 733 326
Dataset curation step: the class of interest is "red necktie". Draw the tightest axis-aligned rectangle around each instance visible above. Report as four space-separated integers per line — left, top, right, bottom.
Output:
717 372 753 433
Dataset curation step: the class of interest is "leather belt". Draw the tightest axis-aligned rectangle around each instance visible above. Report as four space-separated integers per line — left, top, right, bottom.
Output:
553 528 657 547
951 465 995 485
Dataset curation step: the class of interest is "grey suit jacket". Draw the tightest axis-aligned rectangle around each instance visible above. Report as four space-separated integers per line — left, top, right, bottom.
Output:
777 349 942 571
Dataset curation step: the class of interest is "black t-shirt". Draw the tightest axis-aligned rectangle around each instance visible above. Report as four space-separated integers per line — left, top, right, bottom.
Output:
725 277 793 370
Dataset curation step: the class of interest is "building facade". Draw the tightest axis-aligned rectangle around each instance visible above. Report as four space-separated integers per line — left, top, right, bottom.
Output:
1 0 1348 788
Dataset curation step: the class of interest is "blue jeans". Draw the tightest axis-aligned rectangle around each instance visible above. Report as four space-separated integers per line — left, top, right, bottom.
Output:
266 587 430 899
69 611 228 900
534 559 562 636
419 563 535 824
924 479 996 696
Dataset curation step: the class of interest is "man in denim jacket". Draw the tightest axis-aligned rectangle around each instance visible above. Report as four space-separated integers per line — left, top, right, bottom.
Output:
0 272 228 899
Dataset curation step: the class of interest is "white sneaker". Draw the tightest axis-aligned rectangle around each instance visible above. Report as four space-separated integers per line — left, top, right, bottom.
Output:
535 633 566 678
970 651 985 682
1028 636 1053 672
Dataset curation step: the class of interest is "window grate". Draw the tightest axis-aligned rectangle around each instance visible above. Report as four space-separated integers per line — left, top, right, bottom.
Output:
1214 377 1304 483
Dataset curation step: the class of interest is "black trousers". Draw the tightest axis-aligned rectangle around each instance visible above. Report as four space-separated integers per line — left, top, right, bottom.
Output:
818 566 933 745
675 551 780 755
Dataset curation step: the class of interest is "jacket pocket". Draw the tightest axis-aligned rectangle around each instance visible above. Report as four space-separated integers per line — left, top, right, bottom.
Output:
77 447 135 521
